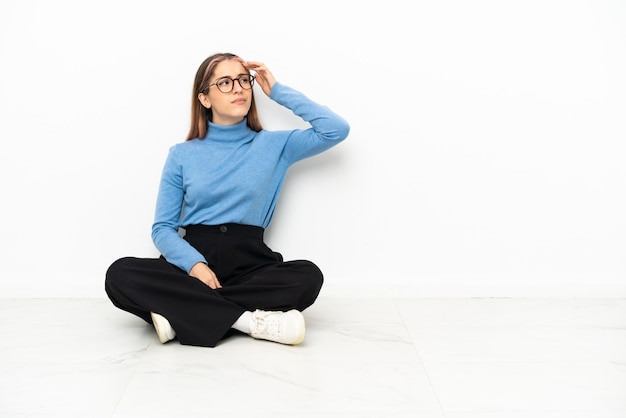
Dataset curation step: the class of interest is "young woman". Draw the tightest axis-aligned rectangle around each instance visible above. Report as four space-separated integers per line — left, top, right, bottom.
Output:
105 52 350 347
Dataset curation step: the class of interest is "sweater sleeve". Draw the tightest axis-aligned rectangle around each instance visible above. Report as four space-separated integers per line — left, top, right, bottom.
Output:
269 83 350 164
151 145 207 273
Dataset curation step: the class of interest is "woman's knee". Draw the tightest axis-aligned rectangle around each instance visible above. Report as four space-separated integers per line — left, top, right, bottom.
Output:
105 257 132 284
289 260 323 309
293 259 323 282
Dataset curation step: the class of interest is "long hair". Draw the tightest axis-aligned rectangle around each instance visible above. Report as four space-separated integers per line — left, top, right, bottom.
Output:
186 52 262 141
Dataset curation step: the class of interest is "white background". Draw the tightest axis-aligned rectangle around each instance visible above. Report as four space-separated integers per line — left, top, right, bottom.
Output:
1 0 624 298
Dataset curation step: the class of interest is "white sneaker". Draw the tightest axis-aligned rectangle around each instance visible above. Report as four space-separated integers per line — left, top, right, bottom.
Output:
150 312 176 343
249 309 305 345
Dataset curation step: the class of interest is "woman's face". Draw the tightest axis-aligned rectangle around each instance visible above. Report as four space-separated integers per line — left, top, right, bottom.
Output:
199 59 253 126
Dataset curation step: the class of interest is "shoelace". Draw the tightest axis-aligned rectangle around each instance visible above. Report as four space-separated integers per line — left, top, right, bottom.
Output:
252 312 282 337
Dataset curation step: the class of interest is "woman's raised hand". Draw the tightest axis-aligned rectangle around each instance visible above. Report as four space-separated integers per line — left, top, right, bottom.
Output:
243 61 276 96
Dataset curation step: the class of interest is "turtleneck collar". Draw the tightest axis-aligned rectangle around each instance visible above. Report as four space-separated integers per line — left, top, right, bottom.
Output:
205 118 255 143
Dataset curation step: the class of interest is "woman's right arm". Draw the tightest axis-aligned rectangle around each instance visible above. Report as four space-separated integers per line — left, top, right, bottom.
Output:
151 146 209 275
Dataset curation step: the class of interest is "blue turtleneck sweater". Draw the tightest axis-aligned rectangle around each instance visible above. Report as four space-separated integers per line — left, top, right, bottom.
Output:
151 82 350 273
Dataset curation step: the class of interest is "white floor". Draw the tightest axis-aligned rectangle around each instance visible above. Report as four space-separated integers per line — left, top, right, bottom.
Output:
1 297 625 417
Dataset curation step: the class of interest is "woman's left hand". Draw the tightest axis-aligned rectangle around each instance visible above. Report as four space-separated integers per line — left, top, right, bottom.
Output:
243 61 276 96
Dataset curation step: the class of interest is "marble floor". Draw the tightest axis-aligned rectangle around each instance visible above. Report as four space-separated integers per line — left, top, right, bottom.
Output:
1 297 625 417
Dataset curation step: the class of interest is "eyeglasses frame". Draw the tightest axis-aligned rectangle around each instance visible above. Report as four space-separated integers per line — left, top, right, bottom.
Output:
208 74 255 93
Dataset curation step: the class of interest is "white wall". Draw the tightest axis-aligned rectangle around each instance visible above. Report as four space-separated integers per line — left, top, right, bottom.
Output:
1 0 624 298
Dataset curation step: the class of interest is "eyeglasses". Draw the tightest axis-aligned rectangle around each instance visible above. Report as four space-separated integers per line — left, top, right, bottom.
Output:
208 74 255 93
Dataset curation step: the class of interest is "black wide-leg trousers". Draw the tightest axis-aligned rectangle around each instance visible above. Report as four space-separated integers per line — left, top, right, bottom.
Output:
105 223 323 347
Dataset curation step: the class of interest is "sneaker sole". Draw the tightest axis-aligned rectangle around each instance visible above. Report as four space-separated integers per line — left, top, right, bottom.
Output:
151 312 175 343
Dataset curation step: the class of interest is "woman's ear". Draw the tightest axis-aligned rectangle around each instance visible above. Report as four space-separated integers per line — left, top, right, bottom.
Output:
198 93 211 109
